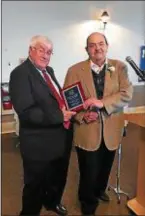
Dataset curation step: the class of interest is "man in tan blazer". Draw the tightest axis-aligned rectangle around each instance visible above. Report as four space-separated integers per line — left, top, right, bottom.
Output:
63 32 133 215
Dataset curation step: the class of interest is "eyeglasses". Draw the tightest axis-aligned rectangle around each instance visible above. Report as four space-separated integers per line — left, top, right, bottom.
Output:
33 47 53 56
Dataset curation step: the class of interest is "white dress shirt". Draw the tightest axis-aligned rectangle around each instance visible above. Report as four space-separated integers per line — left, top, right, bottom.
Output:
90 59 108 74
39 69 61 96
29 57 61 96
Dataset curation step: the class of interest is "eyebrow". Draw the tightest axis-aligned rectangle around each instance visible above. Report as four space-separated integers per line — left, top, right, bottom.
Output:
88 41 105 44
38 45 45 49
38 46 53 51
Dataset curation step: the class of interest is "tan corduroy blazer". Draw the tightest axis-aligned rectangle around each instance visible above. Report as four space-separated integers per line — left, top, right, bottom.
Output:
63 59 133 151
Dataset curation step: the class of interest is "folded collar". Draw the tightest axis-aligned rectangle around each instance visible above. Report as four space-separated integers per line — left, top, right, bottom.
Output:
90 59 108 74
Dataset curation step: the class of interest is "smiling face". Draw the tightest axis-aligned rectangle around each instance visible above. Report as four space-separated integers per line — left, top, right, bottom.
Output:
29 42 53 70
86 32 108 65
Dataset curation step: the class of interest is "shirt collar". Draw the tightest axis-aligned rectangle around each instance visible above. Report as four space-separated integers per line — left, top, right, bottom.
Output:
90 59 108 74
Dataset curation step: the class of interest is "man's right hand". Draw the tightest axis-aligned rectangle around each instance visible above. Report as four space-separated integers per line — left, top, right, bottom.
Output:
61 106 76 122
83 111 98 123
84 98 104 110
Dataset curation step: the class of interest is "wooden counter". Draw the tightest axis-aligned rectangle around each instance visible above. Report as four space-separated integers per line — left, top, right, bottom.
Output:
124 106 145 215
1 107 15 134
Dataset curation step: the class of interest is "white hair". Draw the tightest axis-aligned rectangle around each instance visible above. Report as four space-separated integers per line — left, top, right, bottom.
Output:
29 35 53 48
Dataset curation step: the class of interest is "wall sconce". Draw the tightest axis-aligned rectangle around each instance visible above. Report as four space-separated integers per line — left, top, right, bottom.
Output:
100 10 110 30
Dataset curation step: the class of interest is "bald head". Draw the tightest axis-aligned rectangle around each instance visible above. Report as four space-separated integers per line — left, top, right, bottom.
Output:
85 32 109 66
86 32 108 48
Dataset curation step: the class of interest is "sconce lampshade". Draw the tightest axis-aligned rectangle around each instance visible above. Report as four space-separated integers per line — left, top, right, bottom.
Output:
100 11 110 23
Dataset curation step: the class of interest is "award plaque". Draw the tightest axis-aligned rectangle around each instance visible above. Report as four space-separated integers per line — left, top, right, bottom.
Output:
61 81 86 112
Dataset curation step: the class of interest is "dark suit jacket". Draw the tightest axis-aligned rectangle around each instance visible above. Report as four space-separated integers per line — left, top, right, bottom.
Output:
9 58 67 161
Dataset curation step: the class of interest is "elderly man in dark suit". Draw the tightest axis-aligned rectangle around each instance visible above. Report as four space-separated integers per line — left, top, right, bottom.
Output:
63 32 133 215
9 35 76 216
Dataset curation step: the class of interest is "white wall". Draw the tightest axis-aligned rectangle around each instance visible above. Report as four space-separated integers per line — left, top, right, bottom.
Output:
2 1 145 85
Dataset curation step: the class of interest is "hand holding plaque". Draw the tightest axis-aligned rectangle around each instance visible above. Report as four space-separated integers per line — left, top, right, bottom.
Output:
61 82 86 112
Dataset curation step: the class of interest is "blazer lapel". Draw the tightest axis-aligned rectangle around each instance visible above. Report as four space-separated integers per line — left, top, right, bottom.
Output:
47 67 62 91
80 60 97 98
26 59 57 99
27 59 48 87
79 59 116 99
103 59 116 97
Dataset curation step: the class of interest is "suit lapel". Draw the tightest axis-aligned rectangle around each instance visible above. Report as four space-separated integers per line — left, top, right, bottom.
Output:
26 59 57 99
103 59 115 97
27 59 48 87
46 67 62 91
80 60 97 98
79 59 116 99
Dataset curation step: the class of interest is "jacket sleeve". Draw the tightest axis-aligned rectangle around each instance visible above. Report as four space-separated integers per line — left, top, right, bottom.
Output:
9 68 64 126
101 64 133 115
63 68 85 124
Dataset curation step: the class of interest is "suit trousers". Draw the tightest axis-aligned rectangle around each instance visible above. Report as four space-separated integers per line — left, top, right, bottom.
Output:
76 139 116 206
20 128 73 216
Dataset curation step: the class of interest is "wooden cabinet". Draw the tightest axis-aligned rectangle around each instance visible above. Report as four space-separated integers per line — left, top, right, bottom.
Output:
1 107 16 134
124 106 145 215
